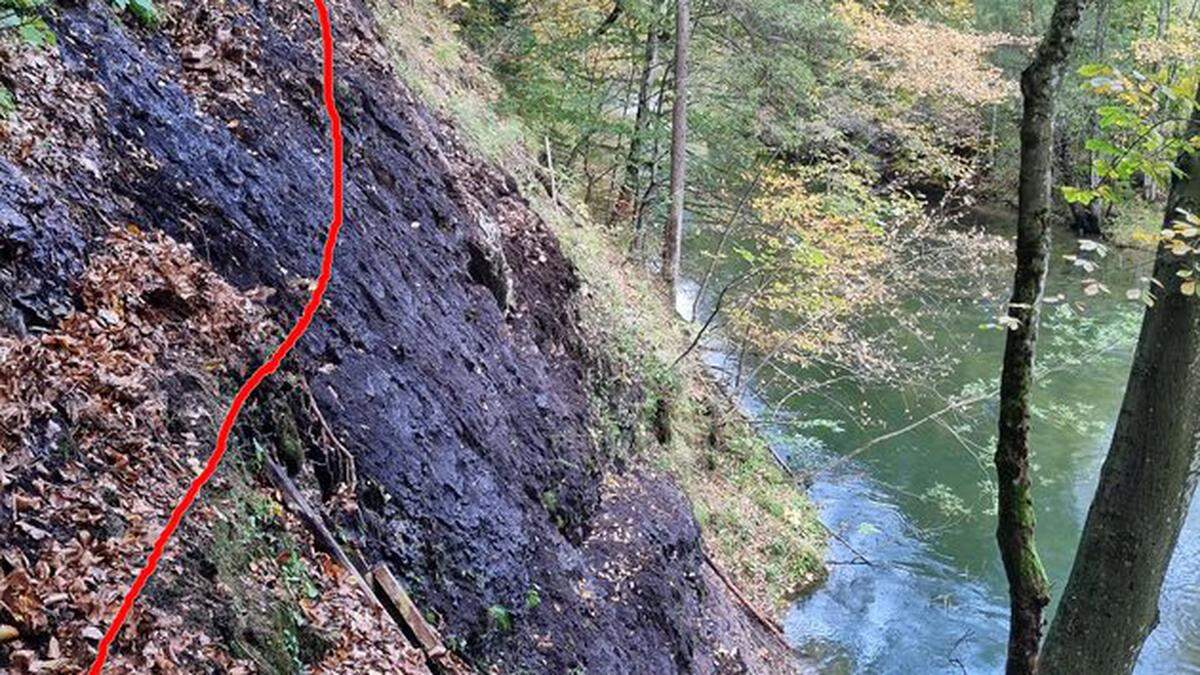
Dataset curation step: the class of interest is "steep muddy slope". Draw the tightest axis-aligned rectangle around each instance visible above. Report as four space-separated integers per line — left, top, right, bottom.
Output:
0 0 801 672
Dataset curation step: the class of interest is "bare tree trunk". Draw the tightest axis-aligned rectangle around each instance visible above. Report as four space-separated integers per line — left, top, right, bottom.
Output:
1021 0 1039 33
1144 0 1172 202
1040 100 1200 675
994 0 1087 672
629 60 671 258
661 0 689 303
617 9 662 225
1157 0 1173 33
1087 0 1109 231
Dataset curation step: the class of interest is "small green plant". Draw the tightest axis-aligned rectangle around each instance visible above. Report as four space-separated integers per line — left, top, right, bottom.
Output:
280 551 320 600
1 0 56 47
445 634 468 654
0 86 13 119
523 586 541 610
539 489 558 512
279 608 304 672
53 424 80 461
486 604 513 632
109 0 158 27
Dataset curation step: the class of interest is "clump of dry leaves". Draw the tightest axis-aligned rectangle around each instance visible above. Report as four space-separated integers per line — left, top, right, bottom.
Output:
0 228 428 673
0 36 108 176
161 0 267 117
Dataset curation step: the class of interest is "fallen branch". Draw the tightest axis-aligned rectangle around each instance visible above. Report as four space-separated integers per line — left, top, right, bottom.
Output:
265 460 467 673
701 551 792 650
371 565 448 660
815 521 873 567
262 459 379 610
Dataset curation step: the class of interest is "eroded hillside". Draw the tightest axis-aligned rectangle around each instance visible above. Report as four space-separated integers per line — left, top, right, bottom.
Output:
0 0 815 672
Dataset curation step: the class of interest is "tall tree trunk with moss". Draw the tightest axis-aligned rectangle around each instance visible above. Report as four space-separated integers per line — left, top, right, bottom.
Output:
661 0 688 301
618 7 662 227
994 0 1086 672
1039 100 1200 675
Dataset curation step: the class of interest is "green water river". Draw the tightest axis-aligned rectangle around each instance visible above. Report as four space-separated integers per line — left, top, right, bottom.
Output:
682 206 1200 673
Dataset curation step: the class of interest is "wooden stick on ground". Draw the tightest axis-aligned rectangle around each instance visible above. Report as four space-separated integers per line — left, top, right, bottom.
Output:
371 565 447 659
701 551 793 650
263 459 379 610
265 460 465 673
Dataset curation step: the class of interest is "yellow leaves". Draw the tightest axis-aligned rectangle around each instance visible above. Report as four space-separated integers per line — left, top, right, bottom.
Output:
731 164 896 359
1146 216 1200 296
838 1 1025 106
1131 22 1200 69
1167 240 1191 260
1177 267 1198 297
529 0 616 43
997 314 1022 331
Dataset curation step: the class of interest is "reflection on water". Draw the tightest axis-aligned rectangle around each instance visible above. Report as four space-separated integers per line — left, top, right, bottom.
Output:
684 208 1199 673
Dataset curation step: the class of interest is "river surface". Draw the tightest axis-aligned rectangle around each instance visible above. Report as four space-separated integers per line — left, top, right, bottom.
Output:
682 206 1200 673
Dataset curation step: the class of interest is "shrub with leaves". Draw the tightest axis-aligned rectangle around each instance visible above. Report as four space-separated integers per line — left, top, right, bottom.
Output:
1062 61 1200 209
110 0 158 27
0 0 56 47
702 160 908 378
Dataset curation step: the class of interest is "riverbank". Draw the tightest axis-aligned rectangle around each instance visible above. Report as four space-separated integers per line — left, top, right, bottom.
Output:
372 0 828 616
554 221 829 613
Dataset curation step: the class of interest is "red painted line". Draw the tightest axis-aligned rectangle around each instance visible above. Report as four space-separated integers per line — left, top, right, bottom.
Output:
87 1 344 671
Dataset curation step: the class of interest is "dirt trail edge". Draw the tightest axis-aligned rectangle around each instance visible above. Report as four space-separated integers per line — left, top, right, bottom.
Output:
86 2 345 671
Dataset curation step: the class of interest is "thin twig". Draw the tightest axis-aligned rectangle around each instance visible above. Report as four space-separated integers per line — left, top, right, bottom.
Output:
808 390 995 482
672 270 755 368
263 459 379 608
688 149 780 321
701 551 794 648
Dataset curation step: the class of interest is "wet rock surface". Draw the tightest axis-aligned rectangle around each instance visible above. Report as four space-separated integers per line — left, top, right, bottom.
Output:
0 1 800 671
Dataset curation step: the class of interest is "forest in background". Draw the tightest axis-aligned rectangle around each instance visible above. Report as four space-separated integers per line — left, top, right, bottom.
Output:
434 0 1196 379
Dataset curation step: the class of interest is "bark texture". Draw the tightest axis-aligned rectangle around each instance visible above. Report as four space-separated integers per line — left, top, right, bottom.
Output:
661 0 688 300
1039 104 1200 675
619 13 661 225
994 1 1086 672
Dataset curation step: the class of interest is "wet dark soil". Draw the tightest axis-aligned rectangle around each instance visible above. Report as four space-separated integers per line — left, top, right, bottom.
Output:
0 1 803 671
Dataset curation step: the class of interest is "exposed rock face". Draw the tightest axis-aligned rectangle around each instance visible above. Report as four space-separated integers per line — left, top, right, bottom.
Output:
0 159 86 334
0 1 802 672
